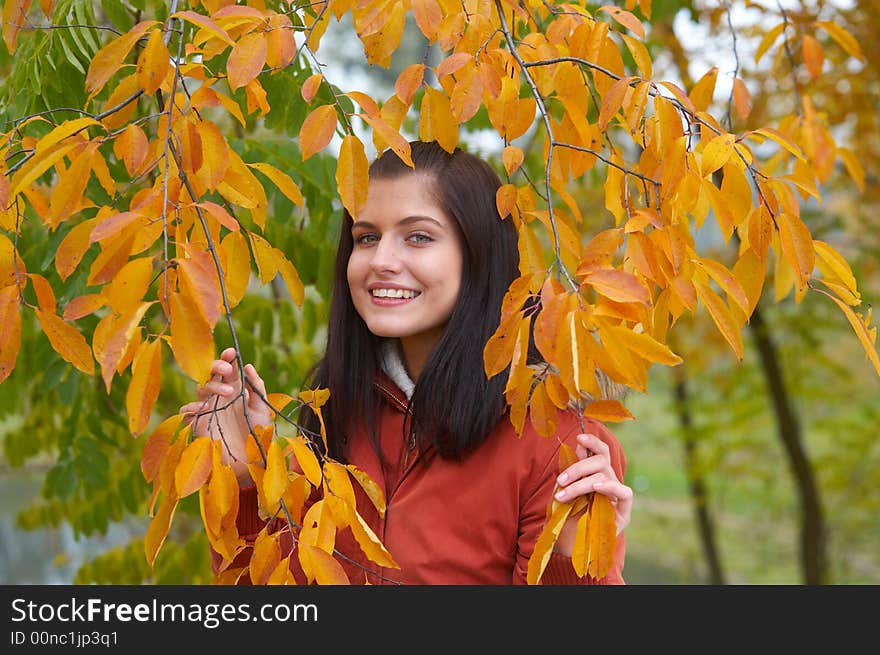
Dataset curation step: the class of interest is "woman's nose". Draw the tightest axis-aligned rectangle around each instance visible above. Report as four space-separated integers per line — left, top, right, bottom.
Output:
369 236 402 273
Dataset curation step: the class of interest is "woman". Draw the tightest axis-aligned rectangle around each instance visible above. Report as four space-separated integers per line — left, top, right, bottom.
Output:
180 141 633 584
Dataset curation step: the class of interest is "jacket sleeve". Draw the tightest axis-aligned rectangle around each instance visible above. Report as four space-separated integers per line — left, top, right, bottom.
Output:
513 417 628 585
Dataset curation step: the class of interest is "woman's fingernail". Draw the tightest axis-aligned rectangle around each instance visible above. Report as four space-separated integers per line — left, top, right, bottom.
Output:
557 473 569 484
555 490 565 500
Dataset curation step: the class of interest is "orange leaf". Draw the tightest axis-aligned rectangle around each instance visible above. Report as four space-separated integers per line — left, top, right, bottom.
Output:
587 493 617 579
301 73 323 103
35 309 94 374
597 5 645 39
86 21 157 95
169 291 214 385
136 29 171 94
113 124 149 178
817 290 880 376
605 324 682 366
2 0 33 53
689 67 718 112
177 247 222 327
250 529 282 586
582 399 635 423
141 414 182 484
395 63 424 104
195 121 230 190
419 87 458 153
581 268 650 305
227 32 267 91
299 105 338 161
755 23 785 64
63 293 105 321
697 257 751 315
196 201 239 233
171 10 235 47
732 78 751 121
92 301 151 391
144 492 178 568
815 21 864 61
801 34 824 81
175 436 213 497
529 380 558 438
0 285 22 384
336 135 369 218
502 146 524 176
598 76 632 132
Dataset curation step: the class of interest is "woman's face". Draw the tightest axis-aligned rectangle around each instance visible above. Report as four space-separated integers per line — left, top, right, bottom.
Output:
347 173 463 374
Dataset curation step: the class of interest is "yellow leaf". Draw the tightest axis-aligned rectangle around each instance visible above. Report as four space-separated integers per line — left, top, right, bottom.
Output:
169 291 214 385
27 273 56 313
195 121 230 191
776 212 815 293
345 464 387 518
517 223 545 277
483 314 524 379
606 324 682 366
248 162 303 207
837 148 865 193
815 21 864 61
817 290 880 376
263 439 289 510
700 132 735 177
502 146 524 176
731 248 765 318
598 76 632 132
746 127 806 162
105 256 153 315
813 240 858 300
144 492 178 568
620 33 652 78
412 0 442 42
323 461 357 510
250 529 282 586
302 544 351 585
136 29 171 95
175 436 213 498
127 338 162 435
219 232 250 308
299 105 338 161
290 435 323 487
755 22 785 64
336 135 369 218
35 309 94 374
689 67 718 112
10 141 80 198
571 509 591 576
419 86 458 153
347 507 399 568
697 257 751 315
529 380 558 438
695 280 743 359
526 501 572 584
276 252 305 307
0 285 22 384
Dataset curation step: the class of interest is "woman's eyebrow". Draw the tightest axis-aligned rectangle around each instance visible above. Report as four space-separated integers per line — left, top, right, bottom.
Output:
352 215 446 230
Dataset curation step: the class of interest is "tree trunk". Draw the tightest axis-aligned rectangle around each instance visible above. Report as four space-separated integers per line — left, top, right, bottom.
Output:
749 305 827 584
672 366 726 584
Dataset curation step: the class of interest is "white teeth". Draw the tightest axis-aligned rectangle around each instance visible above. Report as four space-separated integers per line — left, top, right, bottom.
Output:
371 288 418 299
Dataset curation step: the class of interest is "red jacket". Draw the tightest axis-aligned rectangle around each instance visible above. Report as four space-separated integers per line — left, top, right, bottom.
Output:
215 374 627 585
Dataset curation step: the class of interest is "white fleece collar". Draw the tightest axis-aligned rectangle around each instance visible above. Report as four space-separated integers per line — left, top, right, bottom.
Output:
379 339 415 400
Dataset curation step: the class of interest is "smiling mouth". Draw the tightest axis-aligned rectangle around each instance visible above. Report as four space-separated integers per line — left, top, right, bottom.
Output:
370 288 421 299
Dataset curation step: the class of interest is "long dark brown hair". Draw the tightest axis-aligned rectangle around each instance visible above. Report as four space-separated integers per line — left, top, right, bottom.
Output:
300 141 520 460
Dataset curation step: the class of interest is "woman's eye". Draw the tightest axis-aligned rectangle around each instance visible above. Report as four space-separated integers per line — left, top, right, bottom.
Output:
354 233 378 245
408 233 433 244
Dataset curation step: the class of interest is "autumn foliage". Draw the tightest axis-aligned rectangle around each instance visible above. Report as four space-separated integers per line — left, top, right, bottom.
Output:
1 0 877 584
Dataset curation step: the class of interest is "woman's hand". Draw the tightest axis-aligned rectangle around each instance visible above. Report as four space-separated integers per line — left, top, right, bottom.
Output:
178 347 271 485
552 433 634 557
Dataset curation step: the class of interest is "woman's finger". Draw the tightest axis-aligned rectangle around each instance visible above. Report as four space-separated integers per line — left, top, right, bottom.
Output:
593 479 633 534
556 456 608 488
576 433 610 458
554 471 607 502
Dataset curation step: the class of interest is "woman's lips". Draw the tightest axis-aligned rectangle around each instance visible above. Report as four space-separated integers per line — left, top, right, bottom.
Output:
370 294 419 306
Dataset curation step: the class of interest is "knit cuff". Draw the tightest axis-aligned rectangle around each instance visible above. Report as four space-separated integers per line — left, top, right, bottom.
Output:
236 484 265 536
541 552 605 585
